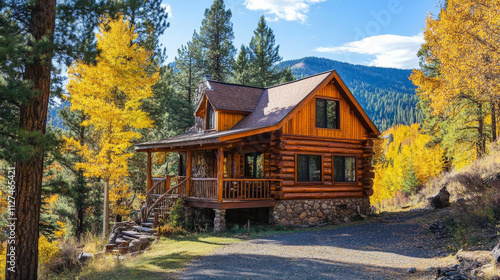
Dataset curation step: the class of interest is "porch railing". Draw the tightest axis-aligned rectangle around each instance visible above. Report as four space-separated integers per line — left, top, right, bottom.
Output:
187 178 281 200
222 179 278 200
191 178 218 199
147 176 185 208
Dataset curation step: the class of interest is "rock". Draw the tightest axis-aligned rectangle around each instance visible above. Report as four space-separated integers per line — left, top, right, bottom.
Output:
299 212 307 220
78 252 93 264
407 267 416 273
429 221 447 238
428 187 450 209
344 217 350 223
492 243 500 265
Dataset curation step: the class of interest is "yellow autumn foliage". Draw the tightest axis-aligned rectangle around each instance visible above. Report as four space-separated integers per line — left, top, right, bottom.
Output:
53 221 67 238
110 179 134 217
411 0 500 115
64 15 158 217
38 235 59 265
371 124 446 205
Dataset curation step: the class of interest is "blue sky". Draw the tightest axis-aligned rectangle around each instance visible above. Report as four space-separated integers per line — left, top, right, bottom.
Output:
160 0 442 69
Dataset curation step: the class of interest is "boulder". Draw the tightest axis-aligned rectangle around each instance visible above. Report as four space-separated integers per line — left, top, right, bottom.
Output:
428 187 450 209
492 243 500 266
78 252 93 264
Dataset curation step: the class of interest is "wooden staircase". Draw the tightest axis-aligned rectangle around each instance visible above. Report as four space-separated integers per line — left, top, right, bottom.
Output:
141 176 187 228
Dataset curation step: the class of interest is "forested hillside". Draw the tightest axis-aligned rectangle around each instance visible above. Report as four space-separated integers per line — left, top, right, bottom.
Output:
279 57 422 130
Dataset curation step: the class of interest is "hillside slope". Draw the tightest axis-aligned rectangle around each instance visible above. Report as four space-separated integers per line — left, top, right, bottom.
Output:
279 57 421 131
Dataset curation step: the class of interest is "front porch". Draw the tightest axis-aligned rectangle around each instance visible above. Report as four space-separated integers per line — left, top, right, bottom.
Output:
146 175 281 210
137 131 284 230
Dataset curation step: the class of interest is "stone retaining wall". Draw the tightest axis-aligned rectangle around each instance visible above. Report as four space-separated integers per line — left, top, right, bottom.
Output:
270 198 370 226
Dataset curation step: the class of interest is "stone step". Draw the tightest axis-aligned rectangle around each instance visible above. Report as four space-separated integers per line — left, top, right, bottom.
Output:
134 226 156 233
115 238 127 246
122 230 141 239
122 235 137 241
140 222 154 228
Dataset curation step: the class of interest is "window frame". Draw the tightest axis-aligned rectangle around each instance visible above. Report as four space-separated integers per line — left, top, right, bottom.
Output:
333 155 357 183
206 101 215 130
244 152 263 179
295 153 324 183
315 97 340 130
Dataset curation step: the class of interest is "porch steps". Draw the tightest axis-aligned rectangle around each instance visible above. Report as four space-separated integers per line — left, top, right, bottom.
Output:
133 225 156 233
122 230 141 237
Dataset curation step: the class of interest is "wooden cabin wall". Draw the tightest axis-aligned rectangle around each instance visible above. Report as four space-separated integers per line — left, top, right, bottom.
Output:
217 111 246 131
282 82 367 139
271 134 374 200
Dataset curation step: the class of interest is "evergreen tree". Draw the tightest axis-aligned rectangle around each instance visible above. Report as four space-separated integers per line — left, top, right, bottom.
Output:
174 40 203 105
193 0 236 82
232 45 253 85
280 67 295 84
248 16 283 87
1 0 57 278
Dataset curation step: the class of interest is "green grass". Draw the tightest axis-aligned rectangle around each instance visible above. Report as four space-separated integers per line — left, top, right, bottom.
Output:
77 235 241 280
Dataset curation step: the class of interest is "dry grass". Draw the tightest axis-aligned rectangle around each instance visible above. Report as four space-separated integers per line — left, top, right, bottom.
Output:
76 234 241 280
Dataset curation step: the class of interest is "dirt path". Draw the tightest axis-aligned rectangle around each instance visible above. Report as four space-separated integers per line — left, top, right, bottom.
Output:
179 209 454 280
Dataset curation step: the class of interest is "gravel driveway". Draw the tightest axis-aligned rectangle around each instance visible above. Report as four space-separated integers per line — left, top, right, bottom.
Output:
180 210 453 280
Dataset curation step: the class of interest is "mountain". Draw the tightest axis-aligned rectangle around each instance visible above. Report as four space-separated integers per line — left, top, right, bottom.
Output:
278 57 421 131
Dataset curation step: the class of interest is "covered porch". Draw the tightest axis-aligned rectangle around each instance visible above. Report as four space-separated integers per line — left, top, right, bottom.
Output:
139 131 283 213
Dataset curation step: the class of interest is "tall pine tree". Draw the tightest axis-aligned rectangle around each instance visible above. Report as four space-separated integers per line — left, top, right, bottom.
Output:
193 0 236 82
248 16 283 87
174 39 203 105
232 45 253 85
1 0 57 278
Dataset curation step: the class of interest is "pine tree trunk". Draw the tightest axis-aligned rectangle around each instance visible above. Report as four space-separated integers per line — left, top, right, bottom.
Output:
103 179 109 239
5 0 56 279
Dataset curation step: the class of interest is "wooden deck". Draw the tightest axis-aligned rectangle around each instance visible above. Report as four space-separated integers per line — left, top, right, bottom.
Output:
145 176 281 216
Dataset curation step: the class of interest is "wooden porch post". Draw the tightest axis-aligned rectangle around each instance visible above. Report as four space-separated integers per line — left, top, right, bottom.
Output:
147 151 152 193
186 151 192 197
217 147 223 203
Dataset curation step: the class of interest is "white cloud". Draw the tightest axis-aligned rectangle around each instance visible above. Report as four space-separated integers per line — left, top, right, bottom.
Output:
243 0 326 23
313 34 425 69
161 3 173 19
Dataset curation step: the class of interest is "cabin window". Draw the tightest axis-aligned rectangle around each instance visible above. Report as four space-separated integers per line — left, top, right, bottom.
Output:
244 152 263 178
297 154 322 182
316 98 340 129
333 156 356 182
206 102 215 130
178 152 187 176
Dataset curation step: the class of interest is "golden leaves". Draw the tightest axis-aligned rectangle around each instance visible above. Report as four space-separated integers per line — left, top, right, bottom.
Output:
412 0 500 114
65 15 158 183
64 15 159 217
371 124 446 205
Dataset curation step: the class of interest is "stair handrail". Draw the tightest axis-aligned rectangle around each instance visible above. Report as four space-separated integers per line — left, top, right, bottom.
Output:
146 176 169 208
146 177 187 220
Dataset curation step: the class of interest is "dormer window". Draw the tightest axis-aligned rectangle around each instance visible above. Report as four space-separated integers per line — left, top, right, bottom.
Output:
206 101 215 130
316 98 340 129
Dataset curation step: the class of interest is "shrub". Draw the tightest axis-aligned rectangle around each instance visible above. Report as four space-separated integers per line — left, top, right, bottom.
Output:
167 198 185 228
45 238 81 274
39 235 60 265
157 224 187 237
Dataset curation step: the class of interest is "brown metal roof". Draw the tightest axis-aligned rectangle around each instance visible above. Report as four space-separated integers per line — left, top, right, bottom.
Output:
205 81 263 112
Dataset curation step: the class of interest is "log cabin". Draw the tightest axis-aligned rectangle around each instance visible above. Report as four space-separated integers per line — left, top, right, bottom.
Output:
135 70 380 231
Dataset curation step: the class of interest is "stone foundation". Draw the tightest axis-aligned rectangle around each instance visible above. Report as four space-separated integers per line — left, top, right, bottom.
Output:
213 209 226 232
270 197 370 226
